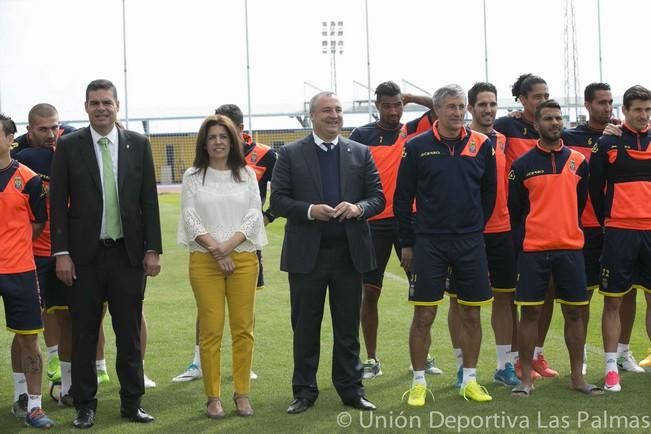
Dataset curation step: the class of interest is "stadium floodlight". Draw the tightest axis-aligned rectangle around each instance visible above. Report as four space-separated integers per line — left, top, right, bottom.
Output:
321 20 344 93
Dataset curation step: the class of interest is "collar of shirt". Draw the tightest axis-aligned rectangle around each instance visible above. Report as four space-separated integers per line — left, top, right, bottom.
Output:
312 132 339 151
90 125 118 148
90 124 119 181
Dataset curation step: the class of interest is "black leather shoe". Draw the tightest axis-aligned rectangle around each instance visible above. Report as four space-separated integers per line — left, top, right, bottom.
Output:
287 398 313 414
120 407 155 423
344 397 376 411
72 408 95 429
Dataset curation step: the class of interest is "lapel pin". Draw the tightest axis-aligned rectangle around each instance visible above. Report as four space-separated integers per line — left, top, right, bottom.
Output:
126 144 130 149
346 147 351 153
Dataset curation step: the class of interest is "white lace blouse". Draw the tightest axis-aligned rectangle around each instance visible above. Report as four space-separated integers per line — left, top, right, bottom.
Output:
177 165 268 252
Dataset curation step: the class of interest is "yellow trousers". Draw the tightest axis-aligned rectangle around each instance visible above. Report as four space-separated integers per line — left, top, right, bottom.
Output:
189 251 257 398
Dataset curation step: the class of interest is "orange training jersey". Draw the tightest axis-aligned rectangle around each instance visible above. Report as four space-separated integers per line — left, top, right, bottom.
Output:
589 124 651 230
405 110 436 139
484 130 510 233
509 143 588 252
494 115 540 171
349 122 406 221
562 124 603 228
0 161 47 273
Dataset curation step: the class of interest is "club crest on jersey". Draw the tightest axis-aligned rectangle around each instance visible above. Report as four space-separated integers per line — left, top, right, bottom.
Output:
508 169 516 181
591 144 599 153
588 137 593 146
469 141 477 154
402 148 407 158
399 130 407 139
378 135 383 144
569 159 576 173
14 176 23 189
250 151 258 163
523 127 528 136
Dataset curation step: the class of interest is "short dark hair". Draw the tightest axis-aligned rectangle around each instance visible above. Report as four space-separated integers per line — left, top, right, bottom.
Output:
374 81 401 101
512 73 546 101
623 85 651 109
0 113 17 136
85 79 118 102
192 115 246 184
28 103 58 126
215 104 244 126
468 82 497 107
584 82 611 102
534 99 562 121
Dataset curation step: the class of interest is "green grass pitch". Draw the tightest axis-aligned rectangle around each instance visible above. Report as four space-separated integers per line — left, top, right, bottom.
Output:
0 193 649 433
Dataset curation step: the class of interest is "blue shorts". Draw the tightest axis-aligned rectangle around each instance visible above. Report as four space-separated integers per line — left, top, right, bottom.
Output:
0 270 44 334
600 228 651 296
35 256 68 312
515 250 588 306
409 234 492 306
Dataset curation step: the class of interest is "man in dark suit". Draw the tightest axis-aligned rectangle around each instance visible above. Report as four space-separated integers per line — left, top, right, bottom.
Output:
50 79 162 429
271 91 385 414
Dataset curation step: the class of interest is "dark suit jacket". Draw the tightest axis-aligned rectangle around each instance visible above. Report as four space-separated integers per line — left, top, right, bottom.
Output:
50 127 162 266
270 134 384 274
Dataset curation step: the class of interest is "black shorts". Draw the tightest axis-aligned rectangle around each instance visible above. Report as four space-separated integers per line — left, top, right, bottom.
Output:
515 250 588 306
409 234 492 306
485 231 517 292
35 256 68 312
447 231 516 296
631 264 651 294
0 270 43 333
583 227 603 290
600 228 651 296
363 220 404 288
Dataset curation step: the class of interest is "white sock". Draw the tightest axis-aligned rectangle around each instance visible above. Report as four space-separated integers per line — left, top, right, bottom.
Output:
617 343 629 356
496 345 511 370
462 368 477 386
605 352 618 374
13 373 27 401
454 348 463 371
96 359 107 372
47 345 59 360
61 361 72 396
412 370 426 386
193 345 201 367
27 394 41 411
533 346 544 359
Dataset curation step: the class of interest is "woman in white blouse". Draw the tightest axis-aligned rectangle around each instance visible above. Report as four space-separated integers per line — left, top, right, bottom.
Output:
178 115 267 419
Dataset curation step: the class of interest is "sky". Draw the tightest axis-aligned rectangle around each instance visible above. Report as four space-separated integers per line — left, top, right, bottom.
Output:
1 0 651 133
